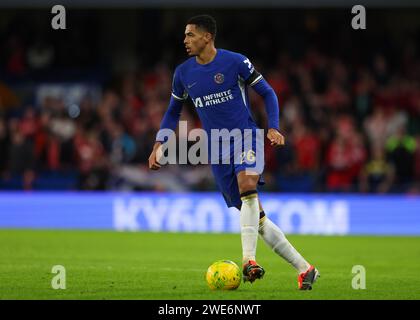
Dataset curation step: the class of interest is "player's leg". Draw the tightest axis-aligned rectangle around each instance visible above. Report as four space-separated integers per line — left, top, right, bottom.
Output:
211 164 264 282
257 199 310 273
237 170 259 263
257 199 320 290
236 170 265 282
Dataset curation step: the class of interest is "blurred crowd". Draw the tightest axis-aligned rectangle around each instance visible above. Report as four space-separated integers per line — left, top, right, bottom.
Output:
1 49 419 193
0 10 419 193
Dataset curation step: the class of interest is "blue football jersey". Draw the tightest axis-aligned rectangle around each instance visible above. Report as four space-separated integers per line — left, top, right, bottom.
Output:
171 49 263 138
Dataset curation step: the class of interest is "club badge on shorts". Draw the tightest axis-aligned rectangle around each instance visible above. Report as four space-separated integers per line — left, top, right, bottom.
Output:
214 73 224 84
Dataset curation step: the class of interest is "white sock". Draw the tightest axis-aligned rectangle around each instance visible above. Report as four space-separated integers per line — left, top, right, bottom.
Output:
240 193 260 263
259 216 310 273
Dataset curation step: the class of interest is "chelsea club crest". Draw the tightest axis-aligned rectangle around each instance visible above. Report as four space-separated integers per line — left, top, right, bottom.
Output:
214 73 224 84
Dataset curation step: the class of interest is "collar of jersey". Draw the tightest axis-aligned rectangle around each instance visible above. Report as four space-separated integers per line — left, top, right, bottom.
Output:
194 49 219 67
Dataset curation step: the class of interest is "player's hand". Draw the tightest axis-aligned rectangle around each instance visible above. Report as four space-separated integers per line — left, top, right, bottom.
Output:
267 128 285 147
148 142 163 170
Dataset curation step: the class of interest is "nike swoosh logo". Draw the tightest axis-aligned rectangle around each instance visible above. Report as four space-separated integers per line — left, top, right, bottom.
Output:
187 82 197 88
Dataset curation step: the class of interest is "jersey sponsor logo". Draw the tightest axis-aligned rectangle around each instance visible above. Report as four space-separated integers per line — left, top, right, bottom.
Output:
194 97 204 108
214 73 225 84
192 90 234 108
187 82 197 89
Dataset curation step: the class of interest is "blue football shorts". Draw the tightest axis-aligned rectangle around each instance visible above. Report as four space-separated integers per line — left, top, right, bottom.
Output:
210 129 265 208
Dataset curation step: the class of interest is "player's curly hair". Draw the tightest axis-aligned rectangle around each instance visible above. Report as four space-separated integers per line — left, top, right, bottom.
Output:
187 15 217 40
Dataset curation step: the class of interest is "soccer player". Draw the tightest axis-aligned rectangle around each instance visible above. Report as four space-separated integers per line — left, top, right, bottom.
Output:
148 15 319 290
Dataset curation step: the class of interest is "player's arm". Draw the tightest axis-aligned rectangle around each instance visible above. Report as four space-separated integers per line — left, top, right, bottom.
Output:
148 96 184 170
149 68 187 170
248 74 284 146
238 55 284 146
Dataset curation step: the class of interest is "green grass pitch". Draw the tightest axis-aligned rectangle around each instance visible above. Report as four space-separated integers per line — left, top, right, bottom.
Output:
0 230 419 300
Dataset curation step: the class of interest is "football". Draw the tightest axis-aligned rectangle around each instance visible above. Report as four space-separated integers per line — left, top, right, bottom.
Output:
205 260 242 290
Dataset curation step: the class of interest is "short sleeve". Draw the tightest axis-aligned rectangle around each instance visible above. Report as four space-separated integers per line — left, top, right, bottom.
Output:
171 67 188 101
237 54 263 86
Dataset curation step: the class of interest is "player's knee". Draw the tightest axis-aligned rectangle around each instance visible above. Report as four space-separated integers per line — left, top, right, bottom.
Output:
238 179 258 194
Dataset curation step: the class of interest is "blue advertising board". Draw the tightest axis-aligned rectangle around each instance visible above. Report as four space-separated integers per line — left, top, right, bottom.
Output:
0 192 419 235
